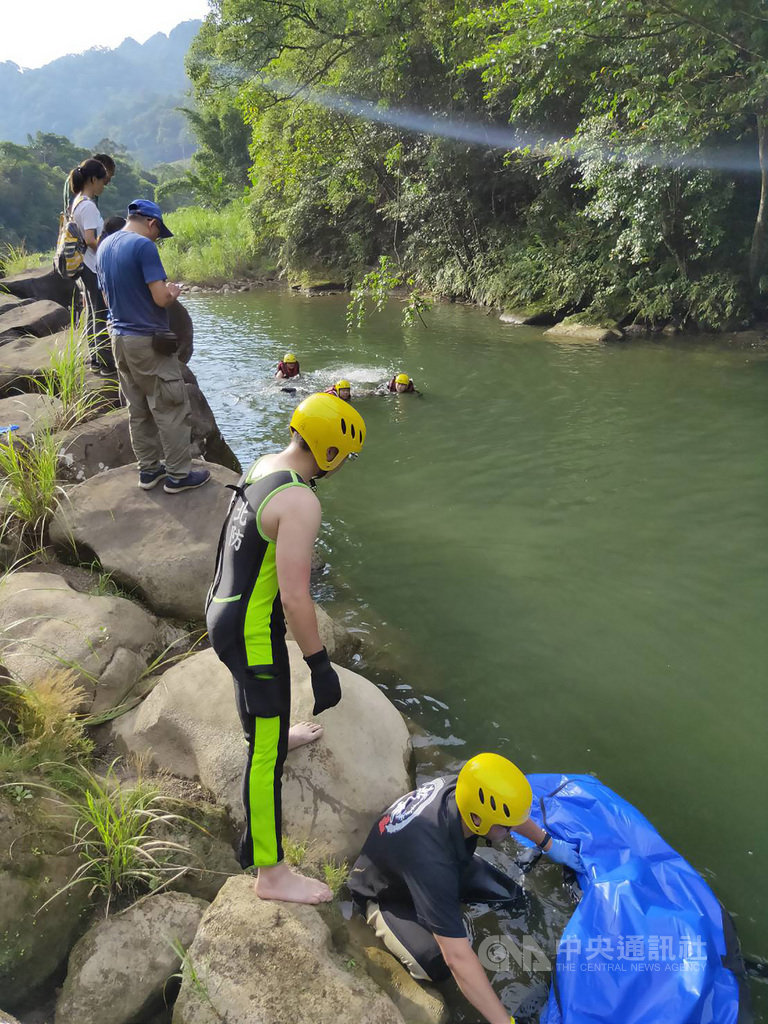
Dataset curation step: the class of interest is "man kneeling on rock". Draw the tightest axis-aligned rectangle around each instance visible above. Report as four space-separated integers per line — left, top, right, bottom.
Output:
348 753 585 1024
206 393 366 904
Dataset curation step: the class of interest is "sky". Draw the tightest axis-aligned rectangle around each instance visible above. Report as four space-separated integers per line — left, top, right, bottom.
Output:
0 0 211 70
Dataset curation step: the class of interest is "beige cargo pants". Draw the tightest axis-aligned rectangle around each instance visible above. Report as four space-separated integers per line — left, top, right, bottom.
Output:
112 333 192 480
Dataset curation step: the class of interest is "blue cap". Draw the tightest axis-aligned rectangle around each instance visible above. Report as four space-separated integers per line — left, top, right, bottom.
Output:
127 199 173 238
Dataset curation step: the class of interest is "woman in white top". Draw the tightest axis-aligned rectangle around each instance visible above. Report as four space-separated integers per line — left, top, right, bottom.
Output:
68 158 115 374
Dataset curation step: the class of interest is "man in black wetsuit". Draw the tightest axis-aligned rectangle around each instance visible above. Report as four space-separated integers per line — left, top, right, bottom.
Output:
206 392 366 904
349 752 585 1023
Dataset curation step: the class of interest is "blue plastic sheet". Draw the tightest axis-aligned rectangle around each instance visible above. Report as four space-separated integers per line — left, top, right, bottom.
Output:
522 774 750 1024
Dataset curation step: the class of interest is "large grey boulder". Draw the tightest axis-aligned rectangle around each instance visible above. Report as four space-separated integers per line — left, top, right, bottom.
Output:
0 571 160 714
55 892 208 1024
0 393 61 442
49 462 240 621
1 267 76 306
0 300 71 344
112 642 412 862
0 329 70 395
172 875 405 1024
55 407 134 483
0 800 92 1011
0 293 35 317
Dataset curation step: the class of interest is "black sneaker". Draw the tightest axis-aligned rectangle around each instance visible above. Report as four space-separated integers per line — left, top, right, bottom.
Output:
98 366 118 377
163 469 211 494
138 466 167 490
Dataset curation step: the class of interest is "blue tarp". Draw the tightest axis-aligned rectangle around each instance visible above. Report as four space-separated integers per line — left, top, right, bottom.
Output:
522 774 750 1024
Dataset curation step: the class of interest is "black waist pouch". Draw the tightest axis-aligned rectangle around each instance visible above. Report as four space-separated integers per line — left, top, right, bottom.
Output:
238 670 290 719
151 330 179 356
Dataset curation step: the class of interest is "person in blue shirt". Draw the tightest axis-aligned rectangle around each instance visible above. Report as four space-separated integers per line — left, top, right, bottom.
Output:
97 199 210 494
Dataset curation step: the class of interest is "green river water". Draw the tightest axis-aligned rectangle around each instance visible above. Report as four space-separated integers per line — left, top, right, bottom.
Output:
185 288 767 1015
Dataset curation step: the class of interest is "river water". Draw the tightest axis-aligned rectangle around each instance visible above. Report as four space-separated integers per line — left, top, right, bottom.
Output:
185 288 767 1015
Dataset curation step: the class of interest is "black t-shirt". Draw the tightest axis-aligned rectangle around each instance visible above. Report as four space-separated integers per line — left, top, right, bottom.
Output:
348 776 477 938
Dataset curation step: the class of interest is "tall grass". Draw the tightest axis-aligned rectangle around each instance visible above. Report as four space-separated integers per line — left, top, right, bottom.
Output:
44 762 200 913
37 311 113 428
0 669 92 787
0 242 51 279
162 200 263 285
0 428 61 545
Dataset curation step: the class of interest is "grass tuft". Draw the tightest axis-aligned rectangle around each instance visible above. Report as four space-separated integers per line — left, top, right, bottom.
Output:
37 311 113 429
0 429 61 547
322 857 349 897
283 837 310 868
45 761 200 913
0 242 51 278
0 669 92 786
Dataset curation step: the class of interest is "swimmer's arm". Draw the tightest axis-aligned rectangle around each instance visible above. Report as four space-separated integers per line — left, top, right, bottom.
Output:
511 817 552 852
433 935 509 1024
268 487 324 655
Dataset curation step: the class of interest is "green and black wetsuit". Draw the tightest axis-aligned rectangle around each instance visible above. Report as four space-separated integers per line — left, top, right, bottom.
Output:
206 460 310 868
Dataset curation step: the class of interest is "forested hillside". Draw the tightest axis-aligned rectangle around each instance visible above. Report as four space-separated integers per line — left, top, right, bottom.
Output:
0 22 201 167
0 135 164 253
179 0 767 329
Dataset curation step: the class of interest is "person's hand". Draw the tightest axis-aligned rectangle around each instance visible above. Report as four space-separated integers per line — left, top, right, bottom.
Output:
304 647 342 714
546 838 586 873
167 281 182 300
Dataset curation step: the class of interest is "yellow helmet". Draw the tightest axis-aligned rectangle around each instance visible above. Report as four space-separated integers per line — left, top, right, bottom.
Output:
284 352 297 363
290 392 365 471
395 372 410 385
335 379 351 391
455 753 532 835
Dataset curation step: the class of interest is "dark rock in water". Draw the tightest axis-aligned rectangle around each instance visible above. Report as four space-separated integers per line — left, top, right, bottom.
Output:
500 307 557 326
182 363 241 473
1 267 76 307
0 299 71 344
302 281 348 295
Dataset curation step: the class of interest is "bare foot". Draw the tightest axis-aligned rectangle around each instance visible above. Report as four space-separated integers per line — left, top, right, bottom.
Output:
255 862 332 904
288 721 323 751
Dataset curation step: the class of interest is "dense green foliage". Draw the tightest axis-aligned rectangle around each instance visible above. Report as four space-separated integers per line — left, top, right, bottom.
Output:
161 201 263 283
0 134 166 253
0 23 200 166
181 0 768 328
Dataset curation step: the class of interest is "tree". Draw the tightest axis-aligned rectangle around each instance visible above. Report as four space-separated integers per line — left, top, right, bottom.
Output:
463 0 768 302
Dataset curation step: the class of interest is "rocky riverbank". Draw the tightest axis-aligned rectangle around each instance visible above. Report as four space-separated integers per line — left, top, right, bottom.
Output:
0 269 445 1024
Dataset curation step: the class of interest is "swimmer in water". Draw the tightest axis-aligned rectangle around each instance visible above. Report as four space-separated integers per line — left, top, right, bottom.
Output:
376 372 420 395
275 353 300 379
325 379 352 401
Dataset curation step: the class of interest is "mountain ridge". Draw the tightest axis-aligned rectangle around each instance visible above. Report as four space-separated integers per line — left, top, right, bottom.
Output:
0 21 202 166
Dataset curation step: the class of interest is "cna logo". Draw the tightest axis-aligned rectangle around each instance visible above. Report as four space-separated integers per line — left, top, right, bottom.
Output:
380 779 445 834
